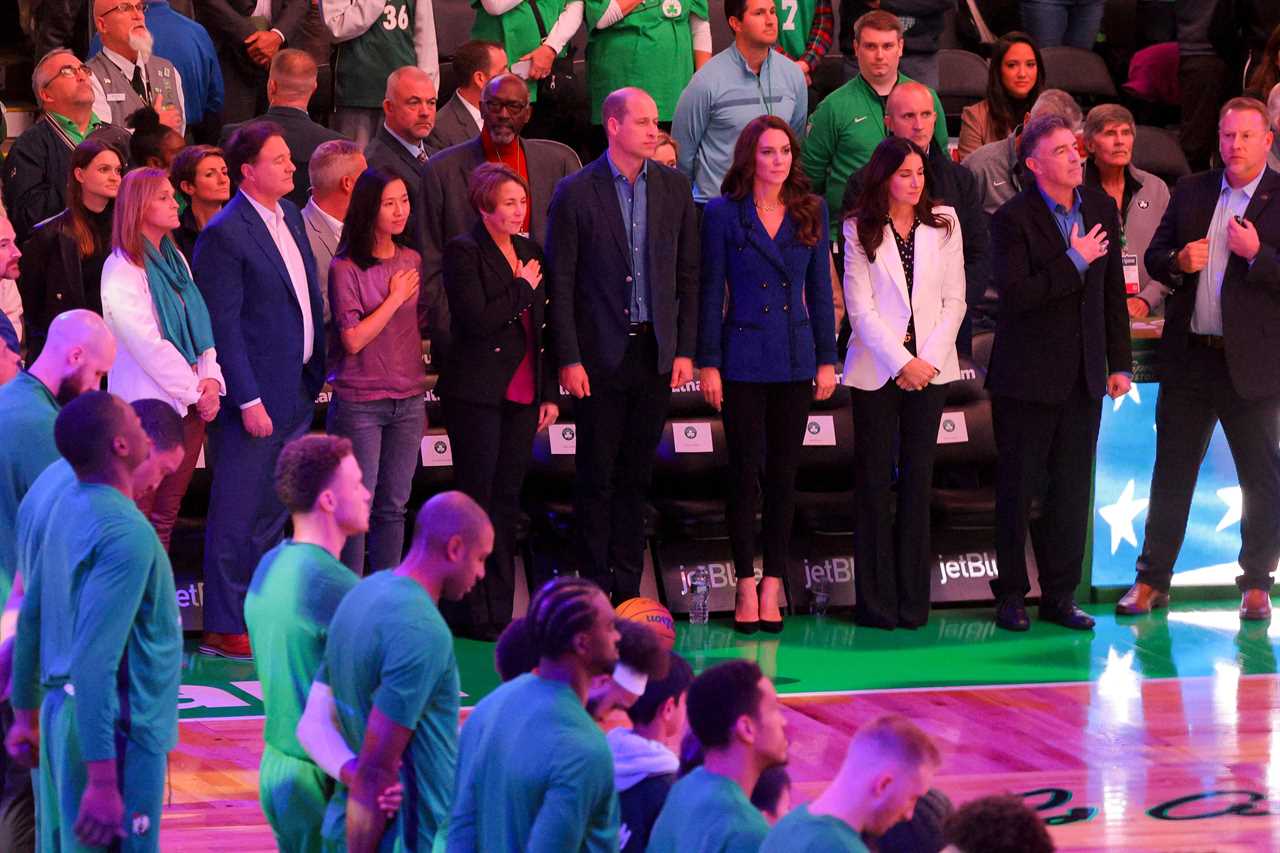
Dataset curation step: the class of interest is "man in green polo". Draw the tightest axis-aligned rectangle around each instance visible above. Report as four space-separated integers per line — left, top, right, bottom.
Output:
803 9 947 241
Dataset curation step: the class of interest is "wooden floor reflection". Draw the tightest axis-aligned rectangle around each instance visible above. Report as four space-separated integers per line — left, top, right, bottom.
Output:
163 672 1280 851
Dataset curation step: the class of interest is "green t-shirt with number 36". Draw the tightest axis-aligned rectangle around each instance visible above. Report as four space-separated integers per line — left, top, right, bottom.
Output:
335 0 419 108
774 0 815 62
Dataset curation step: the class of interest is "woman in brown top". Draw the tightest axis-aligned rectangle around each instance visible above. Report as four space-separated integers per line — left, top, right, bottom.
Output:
957 33 1045 161
327 166 428 573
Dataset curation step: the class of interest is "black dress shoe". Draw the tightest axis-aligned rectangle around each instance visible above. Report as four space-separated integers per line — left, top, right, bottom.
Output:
734 619 760 635
1040 601 1096 631
995 599 1030 632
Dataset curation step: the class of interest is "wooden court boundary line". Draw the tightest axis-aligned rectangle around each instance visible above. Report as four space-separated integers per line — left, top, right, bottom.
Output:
178 672 1280 724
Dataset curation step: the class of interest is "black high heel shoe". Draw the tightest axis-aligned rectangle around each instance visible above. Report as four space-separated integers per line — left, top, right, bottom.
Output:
734 618 760 635
759 617 783 634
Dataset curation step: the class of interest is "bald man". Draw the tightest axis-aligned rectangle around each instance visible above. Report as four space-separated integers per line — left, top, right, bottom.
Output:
760 715 941 852
298 491 492 852
87 0 186 134
220 49 344 208
365 66 438 255
842 81 990 353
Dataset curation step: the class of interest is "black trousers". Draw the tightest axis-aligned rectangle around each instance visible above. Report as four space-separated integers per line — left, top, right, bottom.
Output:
442 396 539 633
220 57 269 125
991 374 1102 606
721 379 812 580
1178 55 1231 171
851 380 948 627
1137 346 1280 593
573 332 671 603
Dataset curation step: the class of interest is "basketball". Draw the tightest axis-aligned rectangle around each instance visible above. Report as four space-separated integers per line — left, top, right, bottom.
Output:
616 597 676 651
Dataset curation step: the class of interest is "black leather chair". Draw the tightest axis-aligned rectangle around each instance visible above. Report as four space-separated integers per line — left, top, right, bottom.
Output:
936 48 989 135
793 384 856 535
1041 46 1118 105
1133 124 1191 187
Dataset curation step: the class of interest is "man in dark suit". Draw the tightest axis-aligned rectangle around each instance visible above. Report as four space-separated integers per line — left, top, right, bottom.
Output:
219 49 342 209
197 0 318 124
1118 97 1280 621
364 66 438 257
425 40 506 155
546 87 699 603
986 114 1132 632
843 80 990 354
421 73 581 359
192 120 326 659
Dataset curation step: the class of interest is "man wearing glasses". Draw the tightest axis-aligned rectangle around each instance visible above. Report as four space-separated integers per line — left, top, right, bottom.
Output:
420 73 580 367
1 49 130 243
86 0 186 135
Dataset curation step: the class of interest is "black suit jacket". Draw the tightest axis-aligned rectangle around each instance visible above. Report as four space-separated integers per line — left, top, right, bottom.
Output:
1146 167 1280 400
986 184 1132 404
546 155 700 376
425 93 480 155
436 221 558 406
843 141 991 351
220 105 343 209
198 0 312 70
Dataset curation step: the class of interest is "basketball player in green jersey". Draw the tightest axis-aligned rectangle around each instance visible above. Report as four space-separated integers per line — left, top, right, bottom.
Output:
244 434 372 852
299 491 492 852
7 392 181 852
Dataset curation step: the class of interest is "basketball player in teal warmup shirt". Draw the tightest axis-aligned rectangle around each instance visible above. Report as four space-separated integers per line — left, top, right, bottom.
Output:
7 392 182 852
244 434 370 852
448 576 622 853
760 715 940 852
299 491 492 852
646 660 788 853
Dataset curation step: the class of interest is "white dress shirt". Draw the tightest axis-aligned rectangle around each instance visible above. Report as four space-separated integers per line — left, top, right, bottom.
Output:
1192 169 1265 336
89 45 187 135
242 190 315 409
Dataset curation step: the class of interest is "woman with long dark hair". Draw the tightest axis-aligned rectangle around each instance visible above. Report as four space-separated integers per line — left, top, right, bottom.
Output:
844 136 965 629
101 167 224 550
698 115 837 633
17 138 123 358
957 32 1045 160
437 162 559 640
327 167 427 574
170 145 231 261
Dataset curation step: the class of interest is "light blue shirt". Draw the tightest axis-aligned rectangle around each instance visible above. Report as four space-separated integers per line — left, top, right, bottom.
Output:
1192 169 1265 335
1037 184 1090 276
607 152 651 323
672 44 809 203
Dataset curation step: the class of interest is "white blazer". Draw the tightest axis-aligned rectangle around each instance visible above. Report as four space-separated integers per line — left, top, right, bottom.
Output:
101 249 225 414
841 206 966 391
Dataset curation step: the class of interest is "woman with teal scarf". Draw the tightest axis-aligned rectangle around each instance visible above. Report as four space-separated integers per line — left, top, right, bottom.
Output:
101 168 226 550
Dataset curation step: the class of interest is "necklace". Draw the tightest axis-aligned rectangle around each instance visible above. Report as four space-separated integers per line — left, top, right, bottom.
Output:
754 198 781 213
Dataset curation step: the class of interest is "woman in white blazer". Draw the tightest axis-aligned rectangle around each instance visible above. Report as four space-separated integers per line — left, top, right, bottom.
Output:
843 137 966 630
101 168 225 550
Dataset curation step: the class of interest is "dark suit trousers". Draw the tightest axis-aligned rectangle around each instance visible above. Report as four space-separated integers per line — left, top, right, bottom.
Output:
220 58 268 126
721 379 812 580
202 388 312 634
851 381 948 627
1137 345 1280 593
573 332 671 603
441 396 538 633
991 373 1102 606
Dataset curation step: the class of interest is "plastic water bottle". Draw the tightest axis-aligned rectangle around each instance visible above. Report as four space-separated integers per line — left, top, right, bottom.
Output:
811 573 832 617
689 567 710 625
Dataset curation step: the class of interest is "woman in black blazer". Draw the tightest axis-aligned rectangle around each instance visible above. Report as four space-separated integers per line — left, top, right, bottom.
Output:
438 162 560 640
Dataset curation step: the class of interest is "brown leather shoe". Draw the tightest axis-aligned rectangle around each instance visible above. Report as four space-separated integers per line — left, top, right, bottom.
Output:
199 632 253 660
1240 589 1272 621
1115 582 1170 616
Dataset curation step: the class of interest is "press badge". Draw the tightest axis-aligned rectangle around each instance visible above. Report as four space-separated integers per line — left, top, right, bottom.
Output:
107 93 127 102
1122 252 1140 295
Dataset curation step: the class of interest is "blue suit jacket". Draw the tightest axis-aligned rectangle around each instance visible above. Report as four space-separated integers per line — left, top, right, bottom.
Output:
192 192 326 424
697 195 838 382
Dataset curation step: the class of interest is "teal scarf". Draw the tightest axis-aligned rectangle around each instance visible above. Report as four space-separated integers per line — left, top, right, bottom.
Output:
142 236 216 366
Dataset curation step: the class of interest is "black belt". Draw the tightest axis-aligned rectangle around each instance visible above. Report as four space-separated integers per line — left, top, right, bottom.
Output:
1188 333 1224 349
627 322 654 336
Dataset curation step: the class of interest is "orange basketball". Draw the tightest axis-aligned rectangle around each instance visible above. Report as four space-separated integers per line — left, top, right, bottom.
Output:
616 597 676 651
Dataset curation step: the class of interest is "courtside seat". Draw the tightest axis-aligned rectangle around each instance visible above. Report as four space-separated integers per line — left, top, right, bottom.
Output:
1041 46 1117 105
937 48 988 135
651 418 735 540
931 352 996 529
793 396 856 535
1134 125 1191 187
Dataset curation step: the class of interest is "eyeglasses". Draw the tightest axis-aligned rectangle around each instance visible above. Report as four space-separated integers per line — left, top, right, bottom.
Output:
49 64 92 83
102 1 148 16
482 99 529 116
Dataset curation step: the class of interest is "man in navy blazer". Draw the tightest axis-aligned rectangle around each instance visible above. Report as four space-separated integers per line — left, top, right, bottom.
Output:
193 120 326 659
546 87 700 603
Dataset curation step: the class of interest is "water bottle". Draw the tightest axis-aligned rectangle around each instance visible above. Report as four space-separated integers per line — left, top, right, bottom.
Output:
811 572 832 617
689 567 710 625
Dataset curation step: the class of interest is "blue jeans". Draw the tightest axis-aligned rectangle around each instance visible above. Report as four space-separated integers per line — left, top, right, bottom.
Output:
327 395 426 573
1021 0 1105 50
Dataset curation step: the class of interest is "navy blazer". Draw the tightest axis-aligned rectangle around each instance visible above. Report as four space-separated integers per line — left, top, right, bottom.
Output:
697 195 838 382
546 155 700 376
193 192 326 424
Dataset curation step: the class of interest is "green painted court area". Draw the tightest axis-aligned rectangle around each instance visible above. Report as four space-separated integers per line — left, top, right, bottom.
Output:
177 600 1280 720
